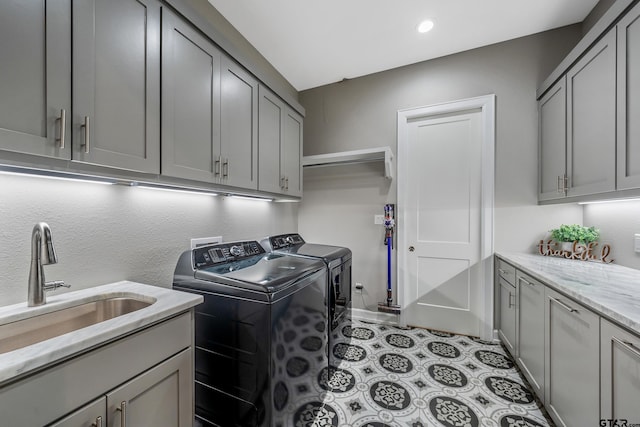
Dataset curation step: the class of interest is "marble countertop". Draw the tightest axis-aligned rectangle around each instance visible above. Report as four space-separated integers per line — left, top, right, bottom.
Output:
496 252 640 335
0 281 202 386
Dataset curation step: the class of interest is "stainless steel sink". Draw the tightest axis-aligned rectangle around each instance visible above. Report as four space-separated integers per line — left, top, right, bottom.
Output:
0 296 154 355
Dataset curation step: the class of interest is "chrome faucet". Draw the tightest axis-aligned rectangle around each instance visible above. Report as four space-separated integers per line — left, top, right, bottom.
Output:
28 222 69 307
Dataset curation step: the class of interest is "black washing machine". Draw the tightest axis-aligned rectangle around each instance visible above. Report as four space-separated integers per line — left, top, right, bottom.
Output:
260 234 352 368
173 240 328 427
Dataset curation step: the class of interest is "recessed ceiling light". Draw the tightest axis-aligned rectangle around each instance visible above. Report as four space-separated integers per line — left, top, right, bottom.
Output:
417 19 434 34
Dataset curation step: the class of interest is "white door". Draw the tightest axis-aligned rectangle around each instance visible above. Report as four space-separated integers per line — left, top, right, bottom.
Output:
398 96 494 338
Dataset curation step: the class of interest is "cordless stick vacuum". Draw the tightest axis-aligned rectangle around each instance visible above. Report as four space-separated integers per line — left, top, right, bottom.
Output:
378 204 401 315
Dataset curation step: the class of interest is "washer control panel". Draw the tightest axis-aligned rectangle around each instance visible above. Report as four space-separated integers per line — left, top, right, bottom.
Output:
193 241 265 268
269 233 305 250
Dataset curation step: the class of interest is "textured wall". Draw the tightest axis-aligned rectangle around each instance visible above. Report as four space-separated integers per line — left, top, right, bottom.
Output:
0 173 297 306
298 26 585 311
583 200 640 269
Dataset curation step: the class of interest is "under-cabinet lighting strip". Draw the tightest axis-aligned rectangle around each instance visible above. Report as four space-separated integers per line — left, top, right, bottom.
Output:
578 198 640 205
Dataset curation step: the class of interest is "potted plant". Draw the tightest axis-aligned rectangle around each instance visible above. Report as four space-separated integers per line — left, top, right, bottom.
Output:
550 224 600 251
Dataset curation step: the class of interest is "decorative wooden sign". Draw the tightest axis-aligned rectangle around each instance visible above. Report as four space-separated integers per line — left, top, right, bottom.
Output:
538 240 614 264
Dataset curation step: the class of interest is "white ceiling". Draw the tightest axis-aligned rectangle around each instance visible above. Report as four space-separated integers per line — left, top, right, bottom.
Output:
207 0 599 91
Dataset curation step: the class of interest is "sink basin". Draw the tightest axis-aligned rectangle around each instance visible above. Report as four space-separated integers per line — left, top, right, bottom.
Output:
0 296 154 355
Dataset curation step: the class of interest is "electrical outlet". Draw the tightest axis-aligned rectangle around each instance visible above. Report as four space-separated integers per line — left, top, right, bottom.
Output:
374 215 384 225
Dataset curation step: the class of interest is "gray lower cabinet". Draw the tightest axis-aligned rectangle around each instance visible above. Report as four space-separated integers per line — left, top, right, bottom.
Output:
258 85 303 197
538 77 567 201
600 318 640 421
73 0 161 173
0 0 71 160
617 1 640 190
48 397 105 427
515 272 545 400
498 276 517 356
544 287 600 427
0 312 193 426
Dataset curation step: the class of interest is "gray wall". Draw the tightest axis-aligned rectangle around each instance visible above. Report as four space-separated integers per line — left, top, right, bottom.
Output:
584 201 640 269
0 173 297 305
298 26 584 311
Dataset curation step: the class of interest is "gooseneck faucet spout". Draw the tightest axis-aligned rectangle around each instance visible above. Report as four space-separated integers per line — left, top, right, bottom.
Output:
28 222 69 307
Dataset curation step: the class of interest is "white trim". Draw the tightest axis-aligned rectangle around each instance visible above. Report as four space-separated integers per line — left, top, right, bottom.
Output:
302 147 394 179
349 308 401 325
396 95 496 340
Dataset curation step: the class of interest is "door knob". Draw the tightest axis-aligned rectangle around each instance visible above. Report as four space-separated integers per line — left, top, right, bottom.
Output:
408 246 415 252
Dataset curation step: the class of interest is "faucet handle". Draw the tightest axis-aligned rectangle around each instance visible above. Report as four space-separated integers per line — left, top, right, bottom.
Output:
44 280 69 292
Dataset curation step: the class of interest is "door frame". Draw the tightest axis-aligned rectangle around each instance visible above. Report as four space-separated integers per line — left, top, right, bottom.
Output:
397 95 495 340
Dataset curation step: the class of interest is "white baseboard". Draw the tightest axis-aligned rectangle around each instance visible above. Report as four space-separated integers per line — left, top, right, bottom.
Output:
492 329 501 343
350 308 400 325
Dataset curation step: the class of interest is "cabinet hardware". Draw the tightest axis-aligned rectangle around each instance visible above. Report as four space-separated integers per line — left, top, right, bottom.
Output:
55 109 66 149
557 175 563 193
280 176 286 189
562 175 569 193
92 416 103 427
549 296 577 313
81 116 90 154
518 277 533 286
612 336 640 359
508 292 515 308
285 176 289 190
214 156 221 176
408 246 415 252
223 158 229 178
116 401 127 427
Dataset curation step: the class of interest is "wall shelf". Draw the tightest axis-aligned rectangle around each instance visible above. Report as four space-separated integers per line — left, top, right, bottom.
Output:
302 146 393 179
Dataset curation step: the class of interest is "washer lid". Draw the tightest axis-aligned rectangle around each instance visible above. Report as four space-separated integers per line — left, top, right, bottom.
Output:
277 243 351 263
194 253 325 293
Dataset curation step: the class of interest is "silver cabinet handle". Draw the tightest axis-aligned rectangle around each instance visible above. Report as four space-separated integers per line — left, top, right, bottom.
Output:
116 401 127 427
563 175 569 193
518 277 533 286
557 175 562 193
223 158 229 178
285 176 289 190
214 156 221 176
81 116 90 154
612 336 640 359
280 176 286 189
408 246 415 252
92 416 103 427
56 109 66 149
549 296 577 313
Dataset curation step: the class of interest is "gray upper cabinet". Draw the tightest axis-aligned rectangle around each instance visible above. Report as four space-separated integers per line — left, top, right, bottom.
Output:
47 397 105 427
0 0 71 160
600 318 640 421
566 29 616 198
161 8 221 182
617 2 640 190
220 57 259 190
258 85 303 197
73 0 161 174
258 85 285 194
515 272 545 401
538 78 567 201
544 287 600 427
283 109 303 197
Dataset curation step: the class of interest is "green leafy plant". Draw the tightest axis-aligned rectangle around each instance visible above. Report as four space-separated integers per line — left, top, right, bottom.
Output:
550 224 600 243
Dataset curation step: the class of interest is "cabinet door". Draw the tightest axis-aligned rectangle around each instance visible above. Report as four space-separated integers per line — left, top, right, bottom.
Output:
538 77 567 201
516 272 545 400
566 29 616 198
544 288 600 427
161 8 221 182
47 397 105 427
107 348 193 427
601 319 640 421
258 85 284 194
282 108 303 197
73 0 160 173
220 56 258 190
617 2 640 190
0 0 71 159
498 277 517 356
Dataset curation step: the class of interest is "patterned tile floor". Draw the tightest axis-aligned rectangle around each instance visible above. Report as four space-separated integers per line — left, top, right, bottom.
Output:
291 318 554 427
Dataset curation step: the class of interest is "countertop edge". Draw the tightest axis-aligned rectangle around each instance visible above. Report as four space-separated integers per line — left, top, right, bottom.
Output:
495 252 640 336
